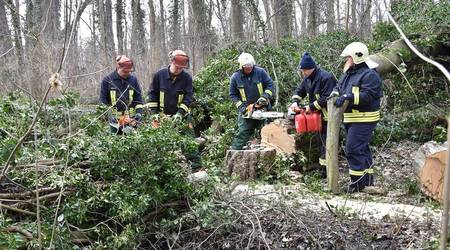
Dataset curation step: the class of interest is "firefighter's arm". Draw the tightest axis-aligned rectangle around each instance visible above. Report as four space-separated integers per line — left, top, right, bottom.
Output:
178 76 193 116
312 75 337 110
146 74 160 114
99 78 110 105
230 74 245 111
132 80 144 115
356 73 382 106
291 80 307 104
260 69 274 100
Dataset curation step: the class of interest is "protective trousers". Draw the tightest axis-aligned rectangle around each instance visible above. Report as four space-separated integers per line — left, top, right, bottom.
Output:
231 115 264 150
318 121 327 167
344 122 377 190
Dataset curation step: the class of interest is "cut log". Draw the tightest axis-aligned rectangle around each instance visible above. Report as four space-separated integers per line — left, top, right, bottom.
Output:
260 119 296 154
413 141 449 201
226 147 277 181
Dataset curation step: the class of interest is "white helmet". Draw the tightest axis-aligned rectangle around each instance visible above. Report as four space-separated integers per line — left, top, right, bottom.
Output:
238 52 255 68
340 42 378 69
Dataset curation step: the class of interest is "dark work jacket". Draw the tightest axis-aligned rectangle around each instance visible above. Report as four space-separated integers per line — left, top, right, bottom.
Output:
147 67 193 115
229 66 275 111
292 67 336 120
99 71 144 115
336 63 383 123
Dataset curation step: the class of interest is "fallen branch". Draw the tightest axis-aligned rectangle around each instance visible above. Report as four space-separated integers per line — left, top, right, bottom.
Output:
0 202 36 216
2 226 34 240
0 187 58 199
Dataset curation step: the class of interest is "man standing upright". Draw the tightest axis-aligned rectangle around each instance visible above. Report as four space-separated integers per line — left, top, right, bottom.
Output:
289 52 337 176
100 55 144 134
230 52 275 150
333 42 383 192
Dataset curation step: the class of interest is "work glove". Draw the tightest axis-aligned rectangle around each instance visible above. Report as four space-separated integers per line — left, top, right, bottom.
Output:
334 94 353 107
256 96 269 107
327 90 340 100
304 105 311 114
173 112 183 122
289 102 298 109
134 113 142 122
238 104 248 115
150 114 159 121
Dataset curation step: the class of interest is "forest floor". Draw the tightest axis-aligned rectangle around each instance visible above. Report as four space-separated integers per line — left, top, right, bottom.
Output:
149 140 442 249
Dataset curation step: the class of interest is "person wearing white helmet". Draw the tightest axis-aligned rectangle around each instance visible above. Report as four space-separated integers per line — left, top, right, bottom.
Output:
100 55 145 134
333 42 383 193
229 52 275 150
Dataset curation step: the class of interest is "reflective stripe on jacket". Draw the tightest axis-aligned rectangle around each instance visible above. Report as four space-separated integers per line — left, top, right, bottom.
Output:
229 66 274 110
147 67 193 115
336 63 383 123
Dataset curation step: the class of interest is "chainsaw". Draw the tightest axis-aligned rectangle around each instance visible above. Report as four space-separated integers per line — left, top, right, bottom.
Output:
243 103 285 120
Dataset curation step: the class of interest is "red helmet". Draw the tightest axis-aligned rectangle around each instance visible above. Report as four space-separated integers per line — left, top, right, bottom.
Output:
116 55 133 69
169 50 189 69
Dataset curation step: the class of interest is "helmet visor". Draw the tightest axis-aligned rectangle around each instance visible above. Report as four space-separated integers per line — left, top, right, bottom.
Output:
173 55 190 69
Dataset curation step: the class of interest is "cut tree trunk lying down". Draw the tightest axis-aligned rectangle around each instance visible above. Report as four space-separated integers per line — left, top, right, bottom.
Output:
226 147 276 180
413 141 449 202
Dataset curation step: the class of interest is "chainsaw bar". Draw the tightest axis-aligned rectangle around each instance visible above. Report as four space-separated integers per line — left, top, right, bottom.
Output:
250 110 285 120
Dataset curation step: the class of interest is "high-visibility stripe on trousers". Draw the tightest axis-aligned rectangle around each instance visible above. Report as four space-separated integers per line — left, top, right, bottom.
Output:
344 122 377 187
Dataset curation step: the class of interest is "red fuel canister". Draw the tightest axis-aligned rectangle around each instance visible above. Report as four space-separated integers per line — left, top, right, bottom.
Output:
295 110 307 133
306 111 322 132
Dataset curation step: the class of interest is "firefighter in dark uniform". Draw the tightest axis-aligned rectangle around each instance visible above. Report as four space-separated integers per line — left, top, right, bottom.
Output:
333 42 383 192
146 50 201 169
289 52 337 175
230 52 275 150
100 55 144 134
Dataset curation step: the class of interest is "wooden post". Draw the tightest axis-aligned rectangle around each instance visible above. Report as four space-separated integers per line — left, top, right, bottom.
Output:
325 97 348 193
439 117 450 250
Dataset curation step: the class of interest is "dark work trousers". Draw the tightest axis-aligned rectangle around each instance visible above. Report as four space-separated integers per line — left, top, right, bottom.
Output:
318 121 327 166
231 115 264 150
344 122 377 189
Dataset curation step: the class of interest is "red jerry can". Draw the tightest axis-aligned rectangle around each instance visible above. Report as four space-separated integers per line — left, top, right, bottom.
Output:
306 111 322 132
295 110 307 133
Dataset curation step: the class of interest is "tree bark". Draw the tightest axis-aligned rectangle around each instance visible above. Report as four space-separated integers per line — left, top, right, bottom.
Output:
0 0 13 53
350 0 357 35
326 0 335 32
131 0 146 57
170 0 181 49
97 0 115 62
231 0 244 41
226 148 277 181
306 0 317 37
158 0 168 56
272 0 293 42
359 0 372 38
116 0 125 54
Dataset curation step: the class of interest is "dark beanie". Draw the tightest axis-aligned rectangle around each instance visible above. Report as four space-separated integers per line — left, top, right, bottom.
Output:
299 52 316 70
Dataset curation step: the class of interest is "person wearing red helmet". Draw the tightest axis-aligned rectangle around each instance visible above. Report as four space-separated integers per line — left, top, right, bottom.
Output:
147 50 201 169
100 55 144 134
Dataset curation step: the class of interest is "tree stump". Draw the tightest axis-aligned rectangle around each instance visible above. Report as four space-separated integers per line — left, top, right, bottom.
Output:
226 147 277 181
413 141 449 201
260 119 296 154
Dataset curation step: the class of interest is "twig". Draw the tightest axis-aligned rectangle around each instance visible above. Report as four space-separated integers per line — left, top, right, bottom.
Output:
324 201 337 216
0 187 57 199
0 202 36 216
0 47 14 58
240 201 271 249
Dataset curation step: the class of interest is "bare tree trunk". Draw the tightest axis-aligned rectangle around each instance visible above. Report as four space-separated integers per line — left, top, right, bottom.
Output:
299 0 306 36
0 0 13 53
149 0 164 68
326 0 335 32
272 0 293 42
307 0 317 37
350 0 357 34
116 0 125 54
97 0 115 62
247 0 267 42
159 0 168 56
231 0 244 41
345 0 350 33
336 0 340 29
190 0 210 72
170 0 181 49
359 0 372 38
262 0 274 42
131 0 146 58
